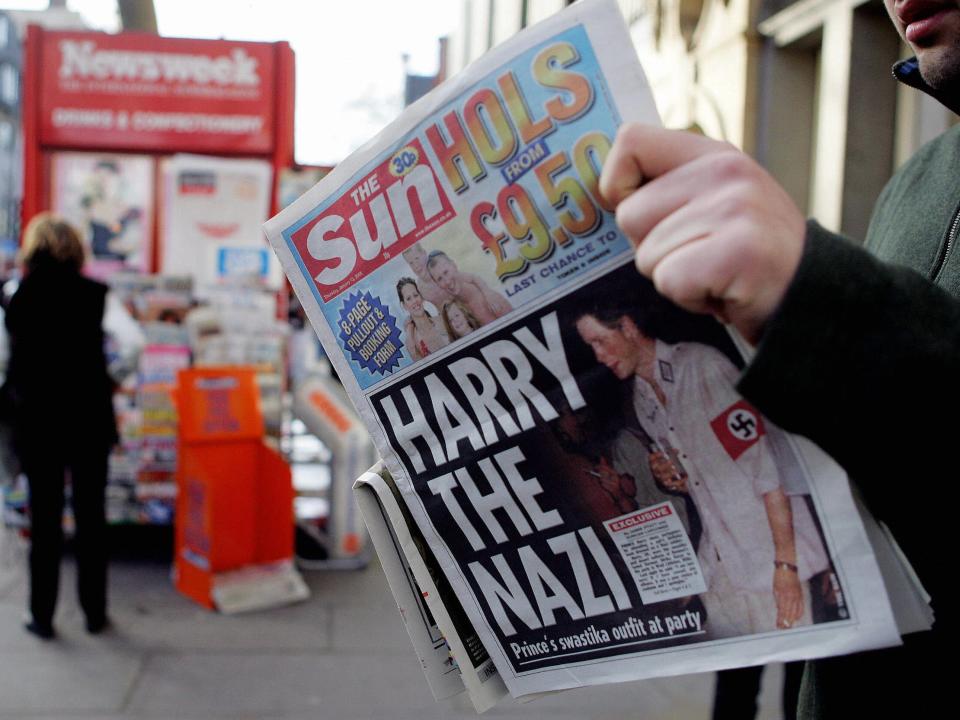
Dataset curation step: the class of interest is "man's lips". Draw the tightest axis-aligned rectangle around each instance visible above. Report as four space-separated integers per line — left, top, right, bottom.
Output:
897 1 956 43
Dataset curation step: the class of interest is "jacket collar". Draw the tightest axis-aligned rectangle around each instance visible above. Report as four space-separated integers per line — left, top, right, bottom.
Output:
894 57 960 115
893 57 926 90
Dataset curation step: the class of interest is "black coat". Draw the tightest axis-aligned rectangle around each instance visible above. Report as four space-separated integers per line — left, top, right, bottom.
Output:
4 265 118 459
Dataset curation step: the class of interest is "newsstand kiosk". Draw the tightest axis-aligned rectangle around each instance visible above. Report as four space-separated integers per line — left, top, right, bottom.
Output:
20 27 294 243
16 27 295 527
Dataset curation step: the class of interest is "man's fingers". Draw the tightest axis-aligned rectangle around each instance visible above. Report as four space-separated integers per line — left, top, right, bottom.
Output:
642 236 743 319
787 593 804 624
598 474 617 491
599 124 806 342
790 605 803 624
610 148 748 248
599 124 730 208
774 579 804 628
613 168 693 245
632 188 736 275
782 602 801 627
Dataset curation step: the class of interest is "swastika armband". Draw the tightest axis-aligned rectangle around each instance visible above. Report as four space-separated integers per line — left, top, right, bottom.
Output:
709 400 766 460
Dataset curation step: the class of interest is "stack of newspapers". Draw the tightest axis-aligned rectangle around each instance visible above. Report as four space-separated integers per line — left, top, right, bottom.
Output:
264 0 931 711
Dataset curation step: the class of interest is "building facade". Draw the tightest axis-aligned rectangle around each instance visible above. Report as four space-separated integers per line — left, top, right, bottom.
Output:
446 0 957 242
0 10 21 264
1 4 89 263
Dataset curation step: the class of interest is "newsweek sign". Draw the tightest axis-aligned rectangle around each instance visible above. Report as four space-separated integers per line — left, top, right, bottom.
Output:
38 31 276 153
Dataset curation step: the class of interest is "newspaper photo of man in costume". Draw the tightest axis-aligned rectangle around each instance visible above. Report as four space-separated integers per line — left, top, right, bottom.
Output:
571 273 832 637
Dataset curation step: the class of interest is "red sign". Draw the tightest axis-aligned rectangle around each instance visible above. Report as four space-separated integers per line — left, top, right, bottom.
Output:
288 139 456 302
608 505 673 532
38 31 276 153
710 400 766 461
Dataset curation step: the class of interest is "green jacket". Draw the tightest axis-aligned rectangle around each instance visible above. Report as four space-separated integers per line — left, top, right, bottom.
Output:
737 59 959 718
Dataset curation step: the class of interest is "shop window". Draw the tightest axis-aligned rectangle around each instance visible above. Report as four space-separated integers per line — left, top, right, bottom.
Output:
0 64 16 105
678 0 705 48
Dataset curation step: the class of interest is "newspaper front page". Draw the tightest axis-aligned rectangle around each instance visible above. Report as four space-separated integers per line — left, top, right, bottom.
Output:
266 0 901 701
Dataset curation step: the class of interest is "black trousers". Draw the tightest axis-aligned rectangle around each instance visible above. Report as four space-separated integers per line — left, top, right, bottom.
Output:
24 445 109 628
713 662 804 720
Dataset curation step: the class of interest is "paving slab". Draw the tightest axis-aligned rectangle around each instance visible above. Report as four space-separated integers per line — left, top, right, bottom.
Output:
126 652 334 717
325 589 415 654
127 651 697 720
0 643 141 716
111 587 332 653
124 650 790 720
0 529 28 603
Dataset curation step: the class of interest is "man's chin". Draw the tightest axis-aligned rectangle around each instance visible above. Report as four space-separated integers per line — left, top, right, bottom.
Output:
916 42 960 94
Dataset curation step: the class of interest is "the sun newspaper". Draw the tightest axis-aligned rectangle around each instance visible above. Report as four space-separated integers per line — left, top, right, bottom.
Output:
265 0 924 711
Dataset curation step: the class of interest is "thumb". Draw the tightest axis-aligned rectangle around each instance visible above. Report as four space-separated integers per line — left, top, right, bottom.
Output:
599 124 731 207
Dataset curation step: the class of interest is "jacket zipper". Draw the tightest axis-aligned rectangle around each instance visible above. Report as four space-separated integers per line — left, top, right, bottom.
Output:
932 202 960 284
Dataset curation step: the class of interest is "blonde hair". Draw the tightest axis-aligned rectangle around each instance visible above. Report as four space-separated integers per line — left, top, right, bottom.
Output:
441 299 479 340
20 212 86 273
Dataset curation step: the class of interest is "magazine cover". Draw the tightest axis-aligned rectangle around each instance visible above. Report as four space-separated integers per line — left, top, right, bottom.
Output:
50 151 154 280
160 154 276 293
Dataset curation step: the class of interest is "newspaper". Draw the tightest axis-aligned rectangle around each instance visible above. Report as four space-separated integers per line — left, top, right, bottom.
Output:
354 463 507 712
266 0 906 706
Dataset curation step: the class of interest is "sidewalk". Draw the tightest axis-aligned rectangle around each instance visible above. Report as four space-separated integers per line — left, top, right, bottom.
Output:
0 527 786 719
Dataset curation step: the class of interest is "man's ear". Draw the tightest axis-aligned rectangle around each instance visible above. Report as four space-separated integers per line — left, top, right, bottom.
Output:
620 315 640 340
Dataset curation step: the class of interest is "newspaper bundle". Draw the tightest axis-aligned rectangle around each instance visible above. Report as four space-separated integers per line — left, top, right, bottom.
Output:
265 0 912 711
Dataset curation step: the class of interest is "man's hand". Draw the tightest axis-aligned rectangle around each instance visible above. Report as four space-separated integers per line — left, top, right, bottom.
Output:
593 458 623 494
648 449 688 493
773 565 804 629
763 488 804 629
599 124 806 344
